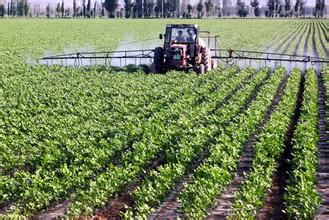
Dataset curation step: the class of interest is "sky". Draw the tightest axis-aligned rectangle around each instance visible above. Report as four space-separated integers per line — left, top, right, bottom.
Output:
0 0 321 7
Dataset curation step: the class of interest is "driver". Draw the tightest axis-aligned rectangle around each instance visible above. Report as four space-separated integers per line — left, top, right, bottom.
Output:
186 29 196 42
175 30 186 42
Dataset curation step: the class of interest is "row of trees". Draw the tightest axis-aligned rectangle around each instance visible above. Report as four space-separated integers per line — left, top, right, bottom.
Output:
103 0 326 18
53 0 101 18
314 0 326 17
0 0 326 18
0 0 29 17
265 0 325 17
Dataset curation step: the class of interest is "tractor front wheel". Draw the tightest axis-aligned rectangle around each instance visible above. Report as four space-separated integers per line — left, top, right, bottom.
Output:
153 47 164 73
211 59 218 70
198 64 205 74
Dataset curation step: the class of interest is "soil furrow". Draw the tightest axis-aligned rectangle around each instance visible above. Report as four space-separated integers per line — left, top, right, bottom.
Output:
304 21 312 56
0 203 14 215
256 74 304 219
315 22 329 58
311 22 320 58
292 22 308 55
92 156 165 219
310 22 321 73
205 75 289 219
36 156 166 220
148 71 271 220
148 146 209 220
315 73 329 218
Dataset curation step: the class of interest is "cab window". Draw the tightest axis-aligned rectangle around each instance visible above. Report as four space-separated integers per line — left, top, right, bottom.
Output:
170 28 196 43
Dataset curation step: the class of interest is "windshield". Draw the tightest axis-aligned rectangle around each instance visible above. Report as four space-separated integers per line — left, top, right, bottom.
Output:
170 28 196 43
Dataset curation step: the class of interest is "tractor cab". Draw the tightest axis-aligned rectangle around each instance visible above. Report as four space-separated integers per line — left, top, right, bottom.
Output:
151 24 215 74
160 24 199 66
165 25 198 43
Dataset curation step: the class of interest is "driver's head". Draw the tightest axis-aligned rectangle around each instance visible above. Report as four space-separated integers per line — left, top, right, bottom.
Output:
187 29 192 35
178 30 183 36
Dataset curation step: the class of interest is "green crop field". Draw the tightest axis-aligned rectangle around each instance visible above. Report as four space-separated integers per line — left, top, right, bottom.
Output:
0 19 329 219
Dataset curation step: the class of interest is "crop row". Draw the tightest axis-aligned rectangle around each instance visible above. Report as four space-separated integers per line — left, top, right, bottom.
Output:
1 19 327 219
1 68 201 204
231 68 302 218
0 68 219 210
322 67 329 117
262 22 300 53
67 67 256 216
3 66 247 216
180 66 287 218
284 69 321 218
1 67 197 175
128 67 270 218
325 68 329 125
290 21 309 55
278 21 306 54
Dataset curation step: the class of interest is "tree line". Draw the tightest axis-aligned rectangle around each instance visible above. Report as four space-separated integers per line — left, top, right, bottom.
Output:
0 0 326 18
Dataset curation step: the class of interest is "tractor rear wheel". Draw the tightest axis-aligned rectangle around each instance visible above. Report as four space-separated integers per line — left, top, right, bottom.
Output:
201 47 211 72
153 47 164 73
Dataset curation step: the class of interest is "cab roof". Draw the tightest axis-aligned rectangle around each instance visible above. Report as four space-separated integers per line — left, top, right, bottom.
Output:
166 24 199 29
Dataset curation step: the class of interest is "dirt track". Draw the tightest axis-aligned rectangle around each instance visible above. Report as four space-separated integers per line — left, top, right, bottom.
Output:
315 73 329 219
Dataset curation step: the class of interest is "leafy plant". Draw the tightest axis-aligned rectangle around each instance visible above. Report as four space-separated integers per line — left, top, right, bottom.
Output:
284 69 321 218
231 68 302 218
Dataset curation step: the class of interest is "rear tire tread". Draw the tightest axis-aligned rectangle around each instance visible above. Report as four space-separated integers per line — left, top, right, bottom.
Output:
201 47 211 72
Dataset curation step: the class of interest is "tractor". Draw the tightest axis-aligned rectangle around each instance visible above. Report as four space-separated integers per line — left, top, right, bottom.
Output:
151 24 216 74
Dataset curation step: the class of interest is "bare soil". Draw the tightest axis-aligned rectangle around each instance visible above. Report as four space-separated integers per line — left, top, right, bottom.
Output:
315 73 329 218
257 75 304 219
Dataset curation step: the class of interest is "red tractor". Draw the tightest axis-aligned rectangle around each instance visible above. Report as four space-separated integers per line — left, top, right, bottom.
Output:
151 24 217 74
